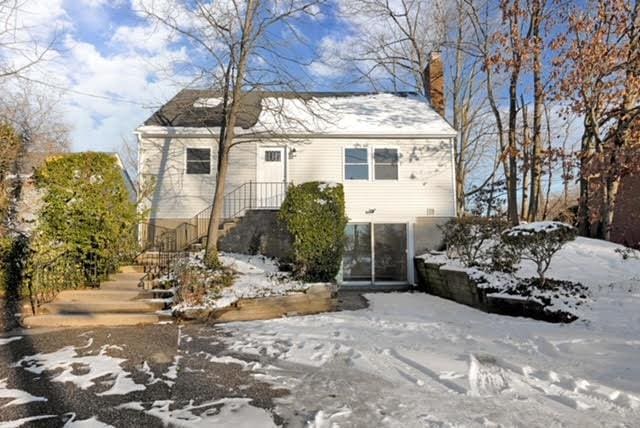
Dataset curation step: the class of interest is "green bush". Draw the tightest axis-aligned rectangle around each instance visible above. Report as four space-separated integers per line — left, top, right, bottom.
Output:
279 182 348 282
439 216 509 268
0 236 12 294
24 152 138 306
502 222 577 288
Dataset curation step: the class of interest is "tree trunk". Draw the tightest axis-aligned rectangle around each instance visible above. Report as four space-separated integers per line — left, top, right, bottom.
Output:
507 66 520 226
577 122 593 237
520 96 529 220
528 0 543 222
602 176 621 241
204 0 258 267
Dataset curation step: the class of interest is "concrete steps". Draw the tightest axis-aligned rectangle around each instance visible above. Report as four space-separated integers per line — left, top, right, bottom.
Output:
119 265 145 273
39 300 166 315
55 289 153 302
23 313 162 328
22 266 175 328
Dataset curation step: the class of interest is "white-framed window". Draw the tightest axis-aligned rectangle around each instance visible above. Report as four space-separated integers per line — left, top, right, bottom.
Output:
374 148 399 180
186 148 211 174
344 148 369 180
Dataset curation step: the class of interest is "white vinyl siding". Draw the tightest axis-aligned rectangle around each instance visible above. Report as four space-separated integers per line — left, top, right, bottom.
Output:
287 138 455 223
139 137 256 219
139 135 455 226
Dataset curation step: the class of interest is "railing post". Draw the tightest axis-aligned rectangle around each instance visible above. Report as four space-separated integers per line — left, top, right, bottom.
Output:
249 180 253 210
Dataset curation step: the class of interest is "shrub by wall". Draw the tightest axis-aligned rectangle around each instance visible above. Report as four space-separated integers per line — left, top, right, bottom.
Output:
24 153 137 307
279 182 348 282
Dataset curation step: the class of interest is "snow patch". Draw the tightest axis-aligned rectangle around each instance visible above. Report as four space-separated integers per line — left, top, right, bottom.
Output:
0 337 22 346
13 341 145 395
0 378 47 407
118 398 277 428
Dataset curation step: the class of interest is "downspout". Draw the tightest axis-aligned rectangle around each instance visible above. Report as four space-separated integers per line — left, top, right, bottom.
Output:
450 137 458 218
134 130 144 247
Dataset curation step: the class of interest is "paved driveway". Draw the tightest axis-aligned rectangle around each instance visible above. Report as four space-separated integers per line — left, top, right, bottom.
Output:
0 324 286 427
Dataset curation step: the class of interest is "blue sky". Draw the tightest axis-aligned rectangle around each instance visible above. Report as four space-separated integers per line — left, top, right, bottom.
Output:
11 1 355 158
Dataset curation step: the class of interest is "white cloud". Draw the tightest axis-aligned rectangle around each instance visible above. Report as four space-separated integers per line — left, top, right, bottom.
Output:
0 0 192 155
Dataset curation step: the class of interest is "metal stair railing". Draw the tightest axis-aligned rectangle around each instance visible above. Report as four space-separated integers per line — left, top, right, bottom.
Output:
136 181 289 289
189 181 289 250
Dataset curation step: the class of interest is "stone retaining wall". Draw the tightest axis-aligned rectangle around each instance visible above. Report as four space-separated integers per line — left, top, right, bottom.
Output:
414 258 575 323
219 210 293 261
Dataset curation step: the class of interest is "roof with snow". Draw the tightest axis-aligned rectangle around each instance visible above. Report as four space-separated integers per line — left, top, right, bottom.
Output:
140 90 456 136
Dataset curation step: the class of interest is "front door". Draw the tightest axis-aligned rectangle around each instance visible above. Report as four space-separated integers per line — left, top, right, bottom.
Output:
256 147 286 208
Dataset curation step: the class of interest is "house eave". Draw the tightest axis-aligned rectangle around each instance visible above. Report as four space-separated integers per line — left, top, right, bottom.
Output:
135 126 458 140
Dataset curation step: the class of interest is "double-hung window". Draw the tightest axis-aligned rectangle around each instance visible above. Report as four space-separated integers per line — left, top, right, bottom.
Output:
344 148 369 180
374 148 398 180
186 148 211 174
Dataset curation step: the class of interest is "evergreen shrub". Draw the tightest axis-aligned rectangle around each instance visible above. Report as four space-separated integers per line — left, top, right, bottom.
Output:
279 182 348 282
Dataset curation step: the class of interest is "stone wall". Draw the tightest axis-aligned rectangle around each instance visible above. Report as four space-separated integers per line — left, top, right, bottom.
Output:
414 258 575 323
219 210 293 260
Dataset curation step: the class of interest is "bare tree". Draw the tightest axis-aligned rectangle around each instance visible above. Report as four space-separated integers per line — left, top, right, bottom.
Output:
0 0 58 79
138 0 327 266
322 0 498 215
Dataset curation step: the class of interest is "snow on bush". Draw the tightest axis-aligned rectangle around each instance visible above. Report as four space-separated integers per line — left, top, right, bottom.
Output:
438 217 510 269
502 222 577 288
171 251 315 312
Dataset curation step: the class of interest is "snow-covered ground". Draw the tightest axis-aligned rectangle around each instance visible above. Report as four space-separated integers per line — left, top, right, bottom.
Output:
221 291 640 427
216 237 640 426
420 237 640 320
173 252 317 312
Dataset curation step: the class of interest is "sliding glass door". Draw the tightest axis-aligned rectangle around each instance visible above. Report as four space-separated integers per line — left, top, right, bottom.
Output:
343 223 372 281
374 224 407 282
342 223 407 284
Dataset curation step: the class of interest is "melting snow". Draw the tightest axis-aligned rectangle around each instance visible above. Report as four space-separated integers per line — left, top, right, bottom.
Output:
118 398 277 428
0 378 47 407
13 341 145 396
0 337 22 346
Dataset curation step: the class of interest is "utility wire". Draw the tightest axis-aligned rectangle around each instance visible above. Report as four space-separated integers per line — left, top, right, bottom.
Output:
15 75 164 108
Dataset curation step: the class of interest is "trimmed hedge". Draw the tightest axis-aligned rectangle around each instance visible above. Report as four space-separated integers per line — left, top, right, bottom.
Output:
24 153 138 307
279 182 348 282
502 222 577 288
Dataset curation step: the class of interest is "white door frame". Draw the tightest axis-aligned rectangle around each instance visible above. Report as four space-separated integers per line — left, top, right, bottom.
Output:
256 146 287 183
255 146 287 209
340 221 412 286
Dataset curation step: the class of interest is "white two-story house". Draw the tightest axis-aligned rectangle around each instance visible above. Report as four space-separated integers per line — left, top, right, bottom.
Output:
136 58 456 286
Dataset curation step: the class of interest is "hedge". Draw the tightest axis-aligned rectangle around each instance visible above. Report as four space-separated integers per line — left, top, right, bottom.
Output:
279 182 348 282
24 152 138 308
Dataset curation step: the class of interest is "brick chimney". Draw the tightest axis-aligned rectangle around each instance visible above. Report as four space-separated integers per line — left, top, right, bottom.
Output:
424 51 445 117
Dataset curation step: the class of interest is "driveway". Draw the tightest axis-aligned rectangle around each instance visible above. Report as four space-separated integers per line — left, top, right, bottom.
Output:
1 291 639 427
0 324 286 427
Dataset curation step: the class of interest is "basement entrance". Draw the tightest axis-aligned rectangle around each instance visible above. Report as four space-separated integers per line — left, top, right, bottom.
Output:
342 223 408 285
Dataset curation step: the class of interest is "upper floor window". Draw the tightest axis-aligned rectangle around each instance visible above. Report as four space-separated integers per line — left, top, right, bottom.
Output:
374 148 398 180
344 148 368 180
186 148 211 174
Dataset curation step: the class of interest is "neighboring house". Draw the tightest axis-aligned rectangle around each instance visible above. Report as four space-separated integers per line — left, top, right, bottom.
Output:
611 175 640 249
136 55 457 286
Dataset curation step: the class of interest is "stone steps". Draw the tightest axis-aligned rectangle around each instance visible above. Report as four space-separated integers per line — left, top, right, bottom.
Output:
119 265 145 273
22 265 175 328
55 289 153 302
23 313 162 328
39 300 166 315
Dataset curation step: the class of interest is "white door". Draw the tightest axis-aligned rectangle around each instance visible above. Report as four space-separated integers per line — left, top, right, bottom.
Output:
256 147 286 208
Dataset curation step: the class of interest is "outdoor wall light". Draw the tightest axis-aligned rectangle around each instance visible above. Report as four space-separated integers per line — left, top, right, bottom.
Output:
288 148 297 159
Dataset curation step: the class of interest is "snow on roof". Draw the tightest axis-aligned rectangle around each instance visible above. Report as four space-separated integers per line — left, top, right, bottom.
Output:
138 91 456 137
